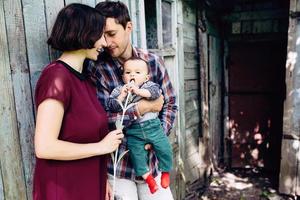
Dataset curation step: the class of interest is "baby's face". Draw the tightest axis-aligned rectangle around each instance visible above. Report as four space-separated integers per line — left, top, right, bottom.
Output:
122 60 149 86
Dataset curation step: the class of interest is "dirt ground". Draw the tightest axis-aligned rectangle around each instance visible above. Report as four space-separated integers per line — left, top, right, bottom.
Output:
184 168 295 200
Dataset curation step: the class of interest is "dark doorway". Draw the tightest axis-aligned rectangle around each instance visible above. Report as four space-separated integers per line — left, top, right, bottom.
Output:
227 40 286 185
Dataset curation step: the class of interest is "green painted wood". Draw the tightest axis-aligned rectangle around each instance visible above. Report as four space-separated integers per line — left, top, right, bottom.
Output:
0 1 27 198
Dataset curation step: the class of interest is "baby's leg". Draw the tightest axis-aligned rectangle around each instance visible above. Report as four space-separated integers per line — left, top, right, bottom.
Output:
127 134 158 194
147 120 173 188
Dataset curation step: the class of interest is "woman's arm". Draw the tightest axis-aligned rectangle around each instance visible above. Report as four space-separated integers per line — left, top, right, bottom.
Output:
34 99 123 160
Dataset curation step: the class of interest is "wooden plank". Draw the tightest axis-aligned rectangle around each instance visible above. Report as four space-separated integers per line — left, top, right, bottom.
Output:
184 52 198 69
156 0 163 49
65 0 81 5
208 35 222 164
3 0 37 198
81 0 95 7
137 0 147 49
279 0 300 195
279 139 298 195
185 80 199 91
185 101 199 115
176 1 187 198
183 37 197 53
22 0 50 91
182 0 196 24
184 151 201 182
0 163 4 200
0 1 27 198
129 0 138 46
183 22 196 40
184 67 198 80
184 90 198 102
185 110 200 129
44 0 64 61
223 41 230 166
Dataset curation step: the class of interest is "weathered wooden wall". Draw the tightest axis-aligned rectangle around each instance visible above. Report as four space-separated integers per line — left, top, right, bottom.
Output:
181 0 202 183
0 0 153 199
1 0 206 199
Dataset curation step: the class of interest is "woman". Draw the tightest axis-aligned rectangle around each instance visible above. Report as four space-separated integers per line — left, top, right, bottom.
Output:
33 4 123 200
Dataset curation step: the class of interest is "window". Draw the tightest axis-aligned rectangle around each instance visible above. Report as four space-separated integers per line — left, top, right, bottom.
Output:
162 1 172 48
144 0 175 50
145 0 158 49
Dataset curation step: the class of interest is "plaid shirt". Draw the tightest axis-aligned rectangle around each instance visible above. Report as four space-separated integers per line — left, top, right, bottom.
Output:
86 47 178 180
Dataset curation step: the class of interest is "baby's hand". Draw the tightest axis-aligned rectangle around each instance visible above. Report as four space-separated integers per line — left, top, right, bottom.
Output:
118 85 128 101
128 85 140 95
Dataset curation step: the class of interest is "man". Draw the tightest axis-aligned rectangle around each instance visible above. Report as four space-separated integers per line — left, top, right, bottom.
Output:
87 1 178 200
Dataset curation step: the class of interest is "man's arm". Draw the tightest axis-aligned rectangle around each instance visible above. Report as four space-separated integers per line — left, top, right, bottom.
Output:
137 55 178 135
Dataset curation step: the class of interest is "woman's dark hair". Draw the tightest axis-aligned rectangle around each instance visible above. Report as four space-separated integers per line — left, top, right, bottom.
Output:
95 1 130 29
47 3 105 51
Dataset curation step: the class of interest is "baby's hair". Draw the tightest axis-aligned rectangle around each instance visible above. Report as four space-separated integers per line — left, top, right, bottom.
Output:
123 57 149 74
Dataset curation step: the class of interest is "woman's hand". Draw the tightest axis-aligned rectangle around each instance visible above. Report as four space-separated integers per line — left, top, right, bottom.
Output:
99 129 124 154
106 180 113 200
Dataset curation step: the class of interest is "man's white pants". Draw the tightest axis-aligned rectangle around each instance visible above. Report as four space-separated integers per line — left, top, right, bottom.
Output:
108 173 174 200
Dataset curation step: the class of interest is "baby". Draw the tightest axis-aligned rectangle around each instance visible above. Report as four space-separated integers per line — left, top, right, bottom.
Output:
107 57 173 194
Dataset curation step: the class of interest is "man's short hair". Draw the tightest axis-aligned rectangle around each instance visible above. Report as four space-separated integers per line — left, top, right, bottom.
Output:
47 3 105 51
95 1 131 29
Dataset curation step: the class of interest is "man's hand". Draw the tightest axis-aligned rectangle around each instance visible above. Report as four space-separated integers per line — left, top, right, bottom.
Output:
137 95 164 116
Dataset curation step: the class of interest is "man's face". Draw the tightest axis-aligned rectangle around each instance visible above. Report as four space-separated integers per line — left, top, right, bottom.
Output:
104 18 132 58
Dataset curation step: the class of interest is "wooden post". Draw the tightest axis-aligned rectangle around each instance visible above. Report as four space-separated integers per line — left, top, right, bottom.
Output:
279 0 300 195
197 6 212 182
174 1 187 199
0 1 27 198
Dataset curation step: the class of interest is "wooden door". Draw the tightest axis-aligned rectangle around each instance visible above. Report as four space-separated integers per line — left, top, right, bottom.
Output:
228 41 285 178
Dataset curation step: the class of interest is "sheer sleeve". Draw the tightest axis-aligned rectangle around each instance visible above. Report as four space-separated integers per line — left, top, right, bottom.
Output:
35 65 71 110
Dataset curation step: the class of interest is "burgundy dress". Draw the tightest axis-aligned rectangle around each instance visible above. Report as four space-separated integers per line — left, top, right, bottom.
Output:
33 60 108 200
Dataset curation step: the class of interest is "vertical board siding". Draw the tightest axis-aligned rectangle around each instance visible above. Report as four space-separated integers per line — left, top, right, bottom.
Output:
175 2 187 198
81 0 96 7
138 0 147 49
65 0 82 5
279 0 300 195
3 0 36 198
0 0 204 199
22 0 49 91
182 0 201 183
0 1 27 198
129 0 138 46
44 0 64 61
208 36 222 165
0 164 3 200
